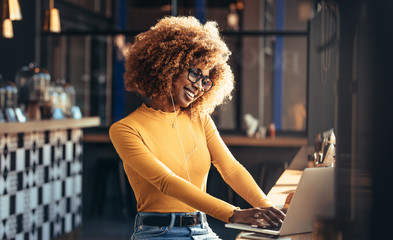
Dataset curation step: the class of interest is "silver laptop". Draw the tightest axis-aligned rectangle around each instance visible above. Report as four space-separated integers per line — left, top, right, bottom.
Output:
225 167 335 236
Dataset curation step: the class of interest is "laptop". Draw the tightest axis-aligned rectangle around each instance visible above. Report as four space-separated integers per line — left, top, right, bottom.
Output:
225 167 335 236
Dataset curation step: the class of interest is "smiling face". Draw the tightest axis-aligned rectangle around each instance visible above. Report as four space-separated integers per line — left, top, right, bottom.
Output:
170 68 210 110
146 67 211 112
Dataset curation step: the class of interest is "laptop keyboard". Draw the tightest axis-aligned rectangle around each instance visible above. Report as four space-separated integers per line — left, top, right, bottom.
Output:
266 226 281 231
251 225 280 231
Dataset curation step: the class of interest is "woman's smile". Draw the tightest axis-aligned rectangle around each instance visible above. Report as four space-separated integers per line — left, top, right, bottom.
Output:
171 68 209 110
184 88 196 99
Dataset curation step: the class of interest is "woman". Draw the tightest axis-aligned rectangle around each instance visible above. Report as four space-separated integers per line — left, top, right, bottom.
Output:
109 16 285 239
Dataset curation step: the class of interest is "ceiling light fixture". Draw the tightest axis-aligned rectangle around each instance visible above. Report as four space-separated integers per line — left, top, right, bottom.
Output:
43 0 61 33
1 18 13 38
8 0 22 20
0 0 21 38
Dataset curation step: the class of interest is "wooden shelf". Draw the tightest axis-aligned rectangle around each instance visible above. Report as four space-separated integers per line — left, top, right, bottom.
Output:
0 117 100 134
83 132 111 143
221 135 308 147
83 132 308 148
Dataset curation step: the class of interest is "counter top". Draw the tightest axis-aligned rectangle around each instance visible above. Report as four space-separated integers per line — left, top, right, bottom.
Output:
221 135 307 147
236 232 311 240
0 117 100 133
83 133 308 147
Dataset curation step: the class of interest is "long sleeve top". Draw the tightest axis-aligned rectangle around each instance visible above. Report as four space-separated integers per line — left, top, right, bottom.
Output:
109 104 273 223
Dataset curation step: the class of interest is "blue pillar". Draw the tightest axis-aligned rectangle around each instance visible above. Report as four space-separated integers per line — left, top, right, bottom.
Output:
273 0 285 129
171 0 178 16
113 0 126 122
195 0 206 23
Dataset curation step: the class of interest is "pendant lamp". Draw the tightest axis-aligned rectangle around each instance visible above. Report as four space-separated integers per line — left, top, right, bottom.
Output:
0 0 21 38
1 18 13 38
43 0 61 33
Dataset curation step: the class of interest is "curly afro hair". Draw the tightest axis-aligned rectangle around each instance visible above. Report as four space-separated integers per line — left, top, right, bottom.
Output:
124 16 234 117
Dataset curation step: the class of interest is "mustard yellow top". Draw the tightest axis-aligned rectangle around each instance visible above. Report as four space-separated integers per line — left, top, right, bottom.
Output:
109 104 273 222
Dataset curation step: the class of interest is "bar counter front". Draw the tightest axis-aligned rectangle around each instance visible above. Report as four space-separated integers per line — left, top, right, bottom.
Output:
0 117 100 240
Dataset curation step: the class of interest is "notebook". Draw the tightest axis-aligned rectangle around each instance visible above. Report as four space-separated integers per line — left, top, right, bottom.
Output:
225 167 335 236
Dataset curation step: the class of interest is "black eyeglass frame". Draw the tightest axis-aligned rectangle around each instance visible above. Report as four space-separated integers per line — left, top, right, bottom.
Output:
187 68 214 93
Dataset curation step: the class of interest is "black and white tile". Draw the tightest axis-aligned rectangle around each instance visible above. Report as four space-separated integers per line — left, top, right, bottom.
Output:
0 129 83 240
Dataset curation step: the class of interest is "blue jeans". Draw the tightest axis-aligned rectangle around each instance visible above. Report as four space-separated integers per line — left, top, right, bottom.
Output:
131 212 222 240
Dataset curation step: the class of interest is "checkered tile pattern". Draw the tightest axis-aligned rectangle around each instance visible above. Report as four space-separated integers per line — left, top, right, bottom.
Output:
0 129 83 240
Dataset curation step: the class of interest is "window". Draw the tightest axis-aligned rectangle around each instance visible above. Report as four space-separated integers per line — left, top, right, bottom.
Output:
43 0 308 134
207 0 308 133
42 1 114 126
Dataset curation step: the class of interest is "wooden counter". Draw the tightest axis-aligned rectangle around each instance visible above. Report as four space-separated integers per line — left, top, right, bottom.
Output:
83 132 111 143
221 135 307 147
0 116 100 133
236 232 311 240
83 132 307 147
83 133 308 198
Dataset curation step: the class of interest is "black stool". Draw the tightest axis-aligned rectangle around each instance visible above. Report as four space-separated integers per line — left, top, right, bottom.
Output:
89 157 135 220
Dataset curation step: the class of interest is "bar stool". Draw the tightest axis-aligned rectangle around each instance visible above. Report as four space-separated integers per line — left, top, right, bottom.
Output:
89 157 135 220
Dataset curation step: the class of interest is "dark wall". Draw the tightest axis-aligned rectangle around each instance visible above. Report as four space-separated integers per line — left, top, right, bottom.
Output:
334 1 393 239
354 1 393 239
307 1 393 239
0 0 38 81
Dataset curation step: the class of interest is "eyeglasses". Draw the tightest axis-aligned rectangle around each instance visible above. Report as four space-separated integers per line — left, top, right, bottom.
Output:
187 68 214 93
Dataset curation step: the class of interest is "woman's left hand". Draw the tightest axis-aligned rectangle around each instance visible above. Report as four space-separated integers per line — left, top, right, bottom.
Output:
229 207 286 228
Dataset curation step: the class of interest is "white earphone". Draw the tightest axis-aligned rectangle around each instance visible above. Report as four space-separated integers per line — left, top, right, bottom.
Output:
170 91 197 182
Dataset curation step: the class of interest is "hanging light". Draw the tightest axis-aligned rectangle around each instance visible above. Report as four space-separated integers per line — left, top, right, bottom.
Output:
1 0 22 21
8 0 22 20
43 0 61 33
1 0 14 38
1 18 13 38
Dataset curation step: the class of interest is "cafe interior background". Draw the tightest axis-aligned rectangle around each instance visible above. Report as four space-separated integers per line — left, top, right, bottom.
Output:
0 0 392 239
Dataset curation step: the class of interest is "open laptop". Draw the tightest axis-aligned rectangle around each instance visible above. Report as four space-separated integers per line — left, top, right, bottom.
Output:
225 167 335 236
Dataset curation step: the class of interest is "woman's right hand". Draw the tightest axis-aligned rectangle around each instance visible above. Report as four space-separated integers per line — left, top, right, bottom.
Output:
229 207 286 228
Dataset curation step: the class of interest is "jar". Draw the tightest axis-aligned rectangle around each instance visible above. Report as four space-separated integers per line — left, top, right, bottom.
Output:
64 83 76 117
0 80 18 110
0 79 18 122
268 123 276 138
15 63 51 103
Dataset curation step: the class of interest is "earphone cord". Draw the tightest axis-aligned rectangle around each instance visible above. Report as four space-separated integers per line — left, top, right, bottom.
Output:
170 92 197 182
